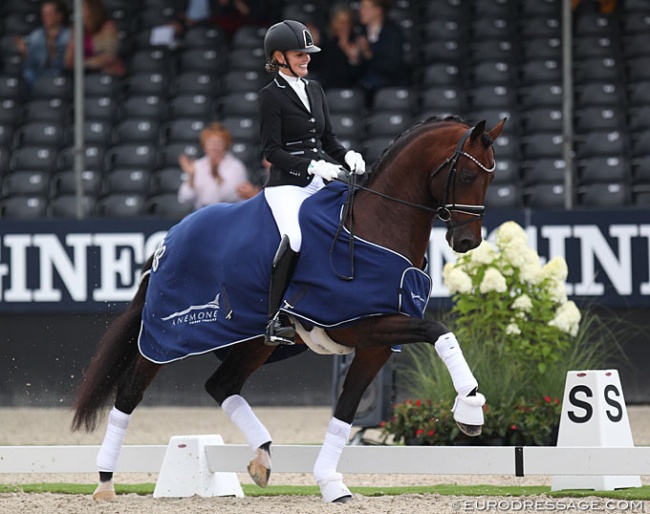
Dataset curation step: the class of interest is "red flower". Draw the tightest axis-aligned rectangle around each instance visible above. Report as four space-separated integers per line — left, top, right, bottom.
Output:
416 429 424 436
511 425 517 431
544 395 552 403
379 421 386 428
427 430 435 436
415 399 422 406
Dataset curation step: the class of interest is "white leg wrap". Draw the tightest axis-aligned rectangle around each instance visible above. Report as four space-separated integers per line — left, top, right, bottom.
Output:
452 392 486 425
434 332 478 397
313 417 351 484
222 395 272 451
314 417 352 502
96 407 131 472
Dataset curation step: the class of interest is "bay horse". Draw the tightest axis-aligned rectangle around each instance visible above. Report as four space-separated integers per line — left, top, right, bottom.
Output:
72 115 506 503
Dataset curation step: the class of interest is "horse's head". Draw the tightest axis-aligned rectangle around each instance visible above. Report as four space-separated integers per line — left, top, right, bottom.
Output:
430 118 507 253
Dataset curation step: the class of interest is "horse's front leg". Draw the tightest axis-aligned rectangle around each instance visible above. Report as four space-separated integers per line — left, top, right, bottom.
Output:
333 315 485 436
314 345 392 503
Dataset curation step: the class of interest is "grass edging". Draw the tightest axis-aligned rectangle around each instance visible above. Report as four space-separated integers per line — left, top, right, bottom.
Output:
2 483 650 499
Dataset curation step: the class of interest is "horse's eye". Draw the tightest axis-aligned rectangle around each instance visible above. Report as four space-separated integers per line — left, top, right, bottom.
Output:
459 169 477 184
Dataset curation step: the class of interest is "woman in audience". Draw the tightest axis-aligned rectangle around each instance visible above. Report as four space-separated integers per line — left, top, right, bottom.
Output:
177 122 252 209
356 0 408 106
64 0 125 77
309 4 361 90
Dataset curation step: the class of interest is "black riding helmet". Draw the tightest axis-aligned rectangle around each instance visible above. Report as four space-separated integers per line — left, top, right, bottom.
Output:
263 20 321 74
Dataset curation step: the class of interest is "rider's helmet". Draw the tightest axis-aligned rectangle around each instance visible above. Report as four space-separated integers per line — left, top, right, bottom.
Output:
263 20 321 73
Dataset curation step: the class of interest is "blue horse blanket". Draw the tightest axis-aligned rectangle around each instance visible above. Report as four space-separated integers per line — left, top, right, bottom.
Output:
138 182 432 364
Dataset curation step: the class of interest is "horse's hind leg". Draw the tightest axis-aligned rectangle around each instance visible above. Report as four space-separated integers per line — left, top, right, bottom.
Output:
94 357 161 501
204 338 276 487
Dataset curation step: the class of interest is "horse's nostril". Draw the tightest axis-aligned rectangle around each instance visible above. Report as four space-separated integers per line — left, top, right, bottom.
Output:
455 238 476 254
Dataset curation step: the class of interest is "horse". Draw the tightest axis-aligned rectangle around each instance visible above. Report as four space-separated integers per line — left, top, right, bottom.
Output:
71 115 506 503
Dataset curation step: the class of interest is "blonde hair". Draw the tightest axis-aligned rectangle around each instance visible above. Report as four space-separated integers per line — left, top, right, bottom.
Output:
200 122 232 149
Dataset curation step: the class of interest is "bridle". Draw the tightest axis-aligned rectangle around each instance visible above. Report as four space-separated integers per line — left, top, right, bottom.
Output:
331 125 496 280
344 126 496 228
429 126 496 226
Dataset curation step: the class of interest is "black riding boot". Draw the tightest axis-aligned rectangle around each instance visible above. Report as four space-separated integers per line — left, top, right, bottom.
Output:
265 236 300 346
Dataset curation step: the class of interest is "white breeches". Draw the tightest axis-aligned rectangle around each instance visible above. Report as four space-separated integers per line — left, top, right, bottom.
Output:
264 176 325 252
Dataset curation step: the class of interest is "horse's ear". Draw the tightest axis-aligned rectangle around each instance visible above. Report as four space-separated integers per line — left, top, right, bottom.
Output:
487 117 507 143
469 120 486 142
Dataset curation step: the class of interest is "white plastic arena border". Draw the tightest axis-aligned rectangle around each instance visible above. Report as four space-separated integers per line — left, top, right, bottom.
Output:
2 443 650 476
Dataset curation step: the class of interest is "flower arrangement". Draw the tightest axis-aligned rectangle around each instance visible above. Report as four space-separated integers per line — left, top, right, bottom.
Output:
381 396 562 447
442 220 581 374
381 220 625 447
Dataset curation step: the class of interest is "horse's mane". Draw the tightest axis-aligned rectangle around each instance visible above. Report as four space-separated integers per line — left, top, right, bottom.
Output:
367 114 493 186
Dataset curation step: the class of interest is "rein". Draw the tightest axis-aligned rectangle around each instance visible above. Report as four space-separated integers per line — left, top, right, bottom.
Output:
329 125 495 280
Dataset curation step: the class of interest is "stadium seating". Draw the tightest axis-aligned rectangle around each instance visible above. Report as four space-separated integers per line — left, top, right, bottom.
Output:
0 0 648 216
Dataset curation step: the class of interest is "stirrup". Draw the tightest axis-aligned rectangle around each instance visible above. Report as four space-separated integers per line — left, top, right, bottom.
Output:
264 314 296 346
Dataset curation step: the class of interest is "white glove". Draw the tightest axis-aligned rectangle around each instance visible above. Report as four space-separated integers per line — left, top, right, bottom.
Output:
344 150 366 175
308 160 342 181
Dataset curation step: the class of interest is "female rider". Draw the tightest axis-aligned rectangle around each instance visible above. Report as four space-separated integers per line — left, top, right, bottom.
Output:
259 20 366 345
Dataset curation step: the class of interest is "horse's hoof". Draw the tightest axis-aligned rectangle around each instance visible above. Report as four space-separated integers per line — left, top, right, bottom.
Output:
93 481 116 502
452 392 485 431
319 474 352 503
457 421 482 437
247 447 271 488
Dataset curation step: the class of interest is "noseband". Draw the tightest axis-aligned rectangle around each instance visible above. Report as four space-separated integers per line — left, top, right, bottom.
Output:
429 126 496 227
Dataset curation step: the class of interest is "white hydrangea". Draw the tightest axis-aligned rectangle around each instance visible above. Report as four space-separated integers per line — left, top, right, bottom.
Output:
513 248 542 284
546 278 568 304
501 237 531 269
479 267 507 294
549 301 582 337
495 220 527 249
512 294 533 312
542 256 569 282
506 322 521 335
445 267 473 295
469 240 496 265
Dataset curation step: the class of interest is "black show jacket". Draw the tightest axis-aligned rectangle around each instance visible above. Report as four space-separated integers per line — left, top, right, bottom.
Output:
258 73 349 188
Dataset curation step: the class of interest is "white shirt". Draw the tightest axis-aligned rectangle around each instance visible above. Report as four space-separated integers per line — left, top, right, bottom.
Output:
178 153 249 209
279 70 311 111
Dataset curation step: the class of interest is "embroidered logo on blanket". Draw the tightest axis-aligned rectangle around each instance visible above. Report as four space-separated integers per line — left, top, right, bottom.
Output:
161 293 221 326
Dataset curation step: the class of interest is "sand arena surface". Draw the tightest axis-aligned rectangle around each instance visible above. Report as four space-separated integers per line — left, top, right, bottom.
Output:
1 406 649 513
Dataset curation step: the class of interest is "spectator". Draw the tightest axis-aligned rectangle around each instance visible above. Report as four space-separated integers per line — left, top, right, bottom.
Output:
309 4 362 90
213 0 272 39
356 0 408 106
179 0 213 26
177 122 252 209
572 0 617 15
14 0 71 89
64 0 125 77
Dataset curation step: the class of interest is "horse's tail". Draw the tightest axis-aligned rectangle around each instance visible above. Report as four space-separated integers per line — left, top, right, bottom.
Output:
71 256 153 432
